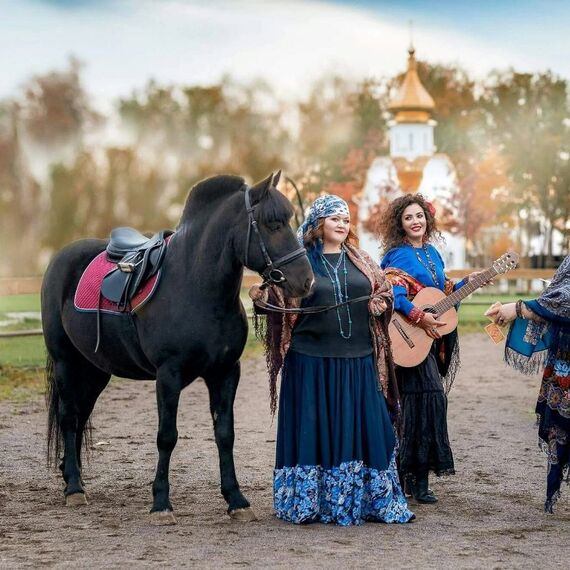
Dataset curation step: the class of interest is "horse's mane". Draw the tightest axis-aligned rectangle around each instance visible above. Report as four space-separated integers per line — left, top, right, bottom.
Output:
180 175 245 222
179 174 293 225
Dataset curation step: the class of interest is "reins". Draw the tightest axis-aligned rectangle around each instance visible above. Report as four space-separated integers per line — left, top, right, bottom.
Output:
254 294 371 314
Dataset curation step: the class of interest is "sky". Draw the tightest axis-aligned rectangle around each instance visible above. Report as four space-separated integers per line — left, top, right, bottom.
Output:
1 0 569 111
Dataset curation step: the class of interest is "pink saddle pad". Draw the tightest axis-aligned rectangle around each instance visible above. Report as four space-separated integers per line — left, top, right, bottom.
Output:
74 251 162 314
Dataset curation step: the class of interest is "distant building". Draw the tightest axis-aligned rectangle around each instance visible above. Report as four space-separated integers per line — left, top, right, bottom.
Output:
357 46 466 268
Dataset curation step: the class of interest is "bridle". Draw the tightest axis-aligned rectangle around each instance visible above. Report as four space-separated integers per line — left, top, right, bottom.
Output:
244 184 374 314
243 184 307 289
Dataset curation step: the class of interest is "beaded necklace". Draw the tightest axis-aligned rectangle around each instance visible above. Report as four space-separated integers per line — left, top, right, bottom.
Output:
411 243 441 288
320 248 352 339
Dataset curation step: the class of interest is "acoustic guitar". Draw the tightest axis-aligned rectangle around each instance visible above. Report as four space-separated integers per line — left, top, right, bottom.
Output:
388 250 520 367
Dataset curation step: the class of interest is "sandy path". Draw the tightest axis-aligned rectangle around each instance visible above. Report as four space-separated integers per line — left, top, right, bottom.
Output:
0 334 568 569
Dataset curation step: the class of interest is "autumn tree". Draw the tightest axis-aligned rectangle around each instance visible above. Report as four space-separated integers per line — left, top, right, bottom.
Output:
294 75 389 218
119 77 291 194
0 102 42 276
22 57 101 148
45 147 175 252
481 70 570 263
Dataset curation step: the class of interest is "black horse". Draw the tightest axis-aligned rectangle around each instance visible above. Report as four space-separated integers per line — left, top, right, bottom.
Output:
42 172 313 524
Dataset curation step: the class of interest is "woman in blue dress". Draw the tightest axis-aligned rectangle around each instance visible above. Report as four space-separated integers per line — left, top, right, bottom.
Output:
377 194 482 504
485 255 570 512
250 195 414 525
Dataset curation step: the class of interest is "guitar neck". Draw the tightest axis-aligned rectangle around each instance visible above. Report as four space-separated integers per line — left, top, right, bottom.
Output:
434 266 498 315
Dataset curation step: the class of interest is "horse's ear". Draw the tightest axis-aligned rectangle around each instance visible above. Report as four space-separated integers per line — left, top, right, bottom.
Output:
272 170 282 187
250 173 273 203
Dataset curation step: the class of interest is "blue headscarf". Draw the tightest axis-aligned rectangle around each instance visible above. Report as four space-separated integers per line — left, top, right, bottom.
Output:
297 195 350 274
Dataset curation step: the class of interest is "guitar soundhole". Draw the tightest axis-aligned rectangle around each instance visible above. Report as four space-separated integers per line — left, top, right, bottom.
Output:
423 306 437 314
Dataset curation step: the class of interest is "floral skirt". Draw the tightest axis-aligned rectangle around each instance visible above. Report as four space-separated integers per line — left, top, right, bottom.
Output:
536 347 570 512
273 350 414 525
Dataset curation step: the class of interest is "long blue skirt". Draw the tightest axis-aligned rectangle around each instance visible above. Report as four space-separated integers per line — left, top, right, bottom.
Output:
273 350 414 526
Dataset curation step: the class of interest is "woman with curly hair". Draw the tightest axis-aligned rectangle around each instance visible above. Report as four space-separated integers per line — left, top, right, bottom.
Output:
377 194 483 504
250 194 414 526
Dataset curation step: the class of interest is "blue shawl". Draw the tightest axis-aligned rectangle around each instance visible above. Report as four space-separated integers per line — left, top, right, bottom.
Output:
505 255 570 373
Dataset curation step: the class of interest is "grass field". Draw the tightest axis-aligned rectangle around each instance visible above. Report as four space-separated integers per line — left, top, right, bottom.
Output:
0 291 528 400
0 293 44 373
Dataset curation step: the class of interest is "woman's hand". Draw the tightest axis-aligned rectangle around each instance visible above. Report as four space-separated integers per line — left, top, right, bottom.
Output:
417 313 447 339
370 296 388 317
248 283 268 304
467 271 494 286
484 302 516 326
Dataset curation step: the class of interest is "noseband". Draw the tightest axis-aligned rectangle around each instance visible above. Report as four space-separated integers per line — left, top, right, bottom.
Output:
243 185 307 288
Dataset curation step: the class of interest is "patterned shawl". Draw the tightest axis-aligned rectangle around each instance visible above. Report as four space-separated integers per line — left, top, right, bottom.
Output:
505 255 570 374
254 244 400 420
383 267 455 297
382 267 460 394
536 254 570 319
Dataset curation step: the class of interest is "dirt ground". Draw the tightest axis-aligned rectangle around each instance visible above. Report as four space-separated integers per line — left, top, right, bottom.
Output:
1 334 569 569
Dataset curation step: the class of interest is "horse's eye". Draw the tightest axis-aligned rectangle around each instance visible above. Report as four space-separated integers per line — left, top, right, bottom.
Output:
267 222 282 232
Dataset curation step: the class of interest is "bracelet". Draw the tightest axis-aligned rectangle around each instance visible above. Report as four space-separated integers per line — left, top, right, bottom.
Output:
409 307 425 323
515 299 524 319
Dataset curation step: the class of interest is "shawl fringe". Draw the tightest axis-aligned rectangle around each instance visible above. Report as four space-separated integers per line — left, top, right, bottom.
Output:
436 330 460 395
504 346 547 376
253 303 285 416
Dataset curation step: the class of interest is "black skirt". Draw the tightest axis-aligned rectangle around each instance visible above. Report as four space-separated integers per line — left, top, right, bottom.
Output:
396 349 455 478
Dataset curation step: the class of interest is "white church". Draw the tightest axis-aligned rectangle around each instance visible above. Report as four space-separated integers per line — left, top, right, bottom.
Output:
357 46 466 268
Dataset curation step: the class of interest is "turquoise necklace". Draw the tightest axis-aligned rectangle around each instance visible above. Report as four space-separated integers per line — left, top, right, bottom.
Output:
412 243 441 288
320 247 352 339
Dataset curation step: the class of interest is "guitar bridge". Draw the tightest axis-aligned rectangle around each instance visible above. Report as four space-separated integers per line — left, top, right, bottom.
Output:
393 319 415 348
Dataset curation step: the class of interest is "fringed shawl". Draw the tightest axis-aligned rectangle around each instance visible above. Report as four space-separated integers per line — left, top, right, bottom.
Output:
254 244 400 419
505 255 570 375
536 254 570 320
382 267 460 394
383 267 455 298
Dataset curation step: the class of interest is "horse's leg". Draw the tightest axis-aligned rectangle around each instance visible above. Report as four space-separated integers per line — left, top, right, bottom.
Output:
205 363 256 521
56 359 110 506
150 368 182 525
52 357 88 505
75 368 111 474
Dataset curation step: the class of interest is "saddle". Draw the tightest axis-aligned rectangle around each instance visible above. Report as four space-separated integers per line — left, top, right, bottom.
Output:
101 227 173 310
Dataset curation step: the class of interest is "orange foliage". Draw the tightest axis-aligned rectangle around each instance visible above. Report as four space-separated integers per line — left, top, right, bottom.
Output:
458 148 511 242
323 145 378 226
490 233 515 259
324 181 360 222
361 197 392 236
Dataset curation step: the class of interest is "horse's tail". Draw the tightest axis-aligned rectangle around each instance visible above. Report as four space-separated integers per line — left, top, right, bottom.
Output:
45 353 95 467
45 353 62 467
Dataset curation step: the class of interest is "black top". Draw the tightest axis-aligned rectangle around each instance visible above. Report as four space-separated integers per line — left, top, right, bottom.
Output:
290 252 373 358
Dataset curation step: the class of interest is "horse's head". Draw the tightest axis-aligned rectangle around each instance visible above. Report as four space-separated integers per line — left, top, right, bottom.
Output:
243 172 313 298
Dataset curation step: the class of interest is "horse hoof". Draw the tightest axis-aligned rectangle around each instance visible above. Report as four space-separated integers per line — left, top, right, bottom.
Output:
65 492 88 506
229 507 257 522
150 510 177 526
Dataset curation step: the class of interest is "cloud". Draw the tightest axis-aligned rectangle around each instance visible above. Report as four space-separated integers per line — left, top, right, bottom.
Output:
29 0 114 9
1 0 568 110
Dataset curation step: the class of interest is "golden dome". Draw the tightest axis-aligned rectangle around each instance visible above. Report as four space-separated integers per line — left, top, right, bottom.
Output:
388 47 435 124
